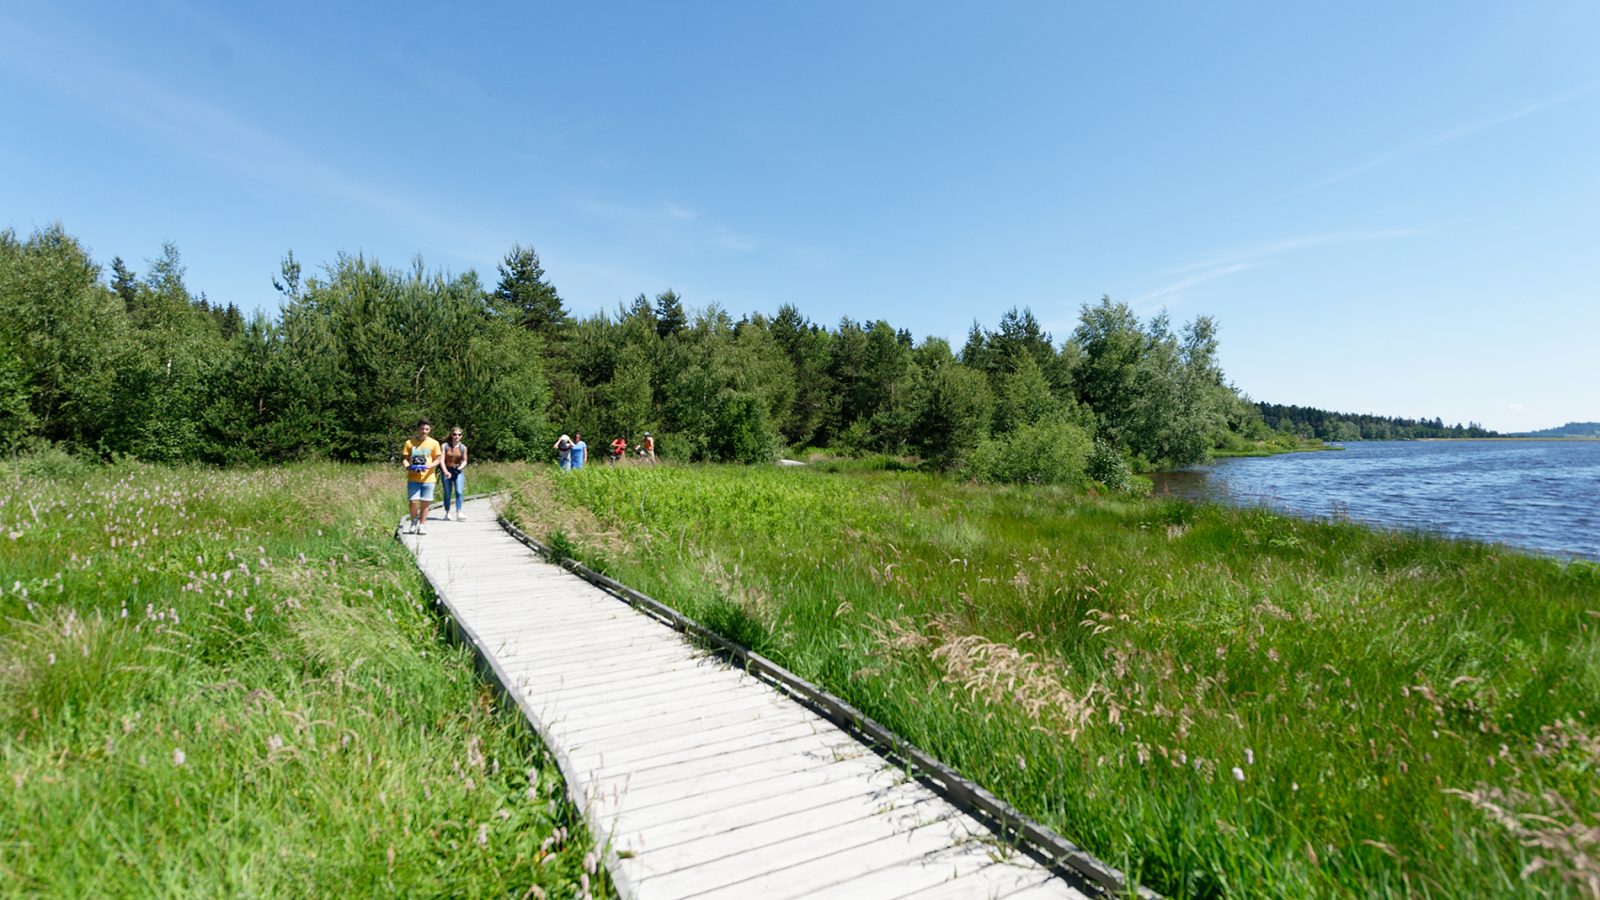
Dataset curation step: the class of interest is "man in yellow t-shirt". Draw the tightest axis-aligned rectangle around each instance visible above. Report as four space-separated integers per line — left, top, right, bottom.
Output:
401 418 443 535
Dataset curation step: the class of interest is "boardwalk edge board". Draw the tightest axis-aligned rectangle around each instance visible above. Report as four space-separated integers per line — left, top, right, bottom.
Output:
492 512 1157 900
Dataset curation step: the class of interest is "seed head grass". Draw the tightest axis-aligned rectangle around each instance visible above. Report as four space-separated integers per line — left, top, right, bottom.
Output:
512 463 1600 898
1 460 609 898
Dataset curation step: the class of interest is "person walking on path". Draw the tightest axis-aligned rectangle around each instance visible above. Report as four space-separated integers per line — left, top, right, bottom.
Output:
402 418 442 534
570 432 587 470
639 431 657 465
608 436 627 466
440 426 469 520
554 433 574 470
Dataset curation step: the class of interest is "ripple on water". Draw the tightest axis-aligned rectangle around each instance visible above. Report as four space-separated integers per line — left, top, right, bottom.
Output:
1153 441 1600 560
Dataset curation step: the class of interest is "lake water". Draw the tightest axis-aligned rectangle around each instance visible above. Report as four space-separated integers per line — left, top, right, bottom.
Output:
1150 441 1600 561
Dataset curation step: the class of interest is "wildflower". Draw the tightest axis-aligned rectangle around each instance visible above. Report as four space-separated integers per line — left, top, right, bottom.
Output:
477 824 488 846
1245 748 1255 765
1232 766 1245 782
173 748 186 766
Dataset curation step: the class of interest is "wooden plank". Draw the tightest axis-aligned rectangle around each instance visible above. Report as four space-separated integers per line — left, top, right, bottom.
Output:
614 780 932 863
567 718 831 774
541 688 784 745
886 864 1063 899
474 620 687 651
467 610 673 641
500 651 720 689
586 726 862 795
666 811 994 899
637 804 963 897
540 679 776 734
553 693 802 750
476 628 689 663
503 656 725 700
624 786 940 878
597 752 907 832
596 739 879 817
602 766 922 863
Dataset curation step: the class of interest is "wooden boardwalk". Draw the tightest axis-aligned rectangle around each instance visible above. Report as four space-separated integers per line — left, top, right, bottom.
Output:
402 496 1100 899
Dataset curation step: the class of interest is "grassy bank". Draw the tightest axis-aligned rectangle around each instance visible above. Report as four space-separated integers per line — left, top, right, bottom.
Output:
0 459 609 898
508 464 1600 898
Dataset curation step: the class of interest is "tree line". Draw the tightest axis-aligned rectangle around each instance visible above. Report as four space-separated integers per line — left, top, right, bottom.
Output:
3 223 1315 484
1255 403 1496 441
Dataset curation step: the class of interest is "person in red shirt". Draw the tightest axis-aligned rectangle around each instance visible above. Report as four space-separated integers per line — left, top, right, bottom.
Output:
608 436 627 465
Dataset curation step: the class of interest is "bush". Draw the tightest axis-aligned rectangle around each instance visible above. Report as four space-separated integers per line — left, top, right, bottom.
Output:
966 417 1093 486
14 445 92 480
1086 438 1144 494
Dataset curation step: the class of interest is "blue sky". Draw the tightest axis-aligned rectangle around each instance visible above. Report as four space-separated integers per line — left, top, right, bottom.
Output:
3 1 1596 433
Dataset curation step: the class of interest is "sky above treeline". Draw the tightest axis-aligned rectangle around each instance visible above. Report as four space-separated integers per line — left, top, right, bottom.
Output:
3 2 1597 433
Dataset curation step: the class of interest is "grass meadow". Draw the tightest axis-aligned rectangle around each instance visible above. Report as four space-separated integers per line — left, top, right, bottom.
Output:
509 463 1600 898
0 458 609 898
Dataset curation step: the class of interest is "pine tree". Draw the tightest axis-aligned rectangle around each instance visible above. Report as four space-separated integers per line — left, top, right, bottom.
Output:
110 257 138 310
492 244 568 336
654 289 687 338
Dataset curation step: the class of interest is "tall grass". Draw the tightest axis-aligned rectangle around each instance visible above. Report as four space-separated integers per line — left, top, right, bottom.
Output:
1 460 609 898
510 464 1600 898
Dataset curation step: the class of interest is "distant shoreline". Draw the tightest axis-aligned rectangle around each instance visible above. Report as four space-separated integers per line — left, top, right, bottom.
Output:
1414 435 1600 442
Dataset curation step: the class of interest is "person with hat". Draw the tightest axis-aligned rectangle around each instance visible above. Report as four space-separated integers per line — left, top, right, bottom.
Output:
554 432 574 470
639 431 657 464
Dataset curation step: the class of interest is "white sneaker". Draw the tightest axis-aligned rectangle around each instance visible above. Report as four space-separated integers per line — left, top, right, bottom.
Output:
403 519 415 534
456 512 468 521
443 512 451 521
416 523 427 535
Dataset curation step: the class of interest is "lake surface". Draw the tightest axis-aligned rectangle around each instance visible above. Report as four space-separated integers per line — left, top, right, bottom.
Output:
1150 441 1600 561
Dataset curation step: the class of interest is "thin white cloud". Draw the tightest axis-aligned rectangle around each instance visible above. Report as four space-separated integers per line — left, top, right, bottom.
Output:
1506 403 1528 412
1155 228 1423 279
709 225 760 253
575 197 701 223
1126 228 1422 309
1131 262 1256 308
1282 84 1599 199
573 194 763 254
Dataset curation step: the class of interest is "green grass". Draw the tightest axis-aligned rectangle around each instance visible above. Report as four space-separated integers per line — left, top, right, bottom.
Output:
509 463 1600 899
0 460 610 898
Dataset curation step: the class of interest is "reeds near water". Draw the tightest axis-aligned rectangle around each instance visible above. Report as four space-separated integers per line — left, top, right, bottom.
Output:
514 463 1600 898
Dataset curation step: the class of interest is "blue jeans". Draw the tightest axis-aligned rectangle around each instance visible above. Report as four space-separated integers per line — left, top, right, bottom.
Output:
441 470 465 511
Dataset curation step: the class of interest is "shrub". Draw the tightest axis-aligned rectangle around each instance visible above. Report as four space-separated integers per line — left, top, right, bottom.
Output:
1086 438 1143 494
966 417 1093 486
15 445 92 480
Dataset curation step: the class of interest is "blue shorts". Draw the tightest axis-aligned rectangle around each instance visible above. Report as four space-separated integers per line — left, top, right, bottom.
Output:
407 481 435 501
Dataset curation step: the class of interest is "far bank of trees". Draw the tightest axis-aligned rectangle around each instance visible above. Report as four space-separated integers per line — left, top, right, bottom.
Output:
1256 403 1496 441
3 223 1313 483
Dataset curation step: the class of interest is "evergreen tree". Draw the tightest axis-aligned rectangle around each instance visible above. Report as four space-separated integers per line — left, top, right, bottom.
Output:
654 289 687 338
492 244 567 336
110 256 138 310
